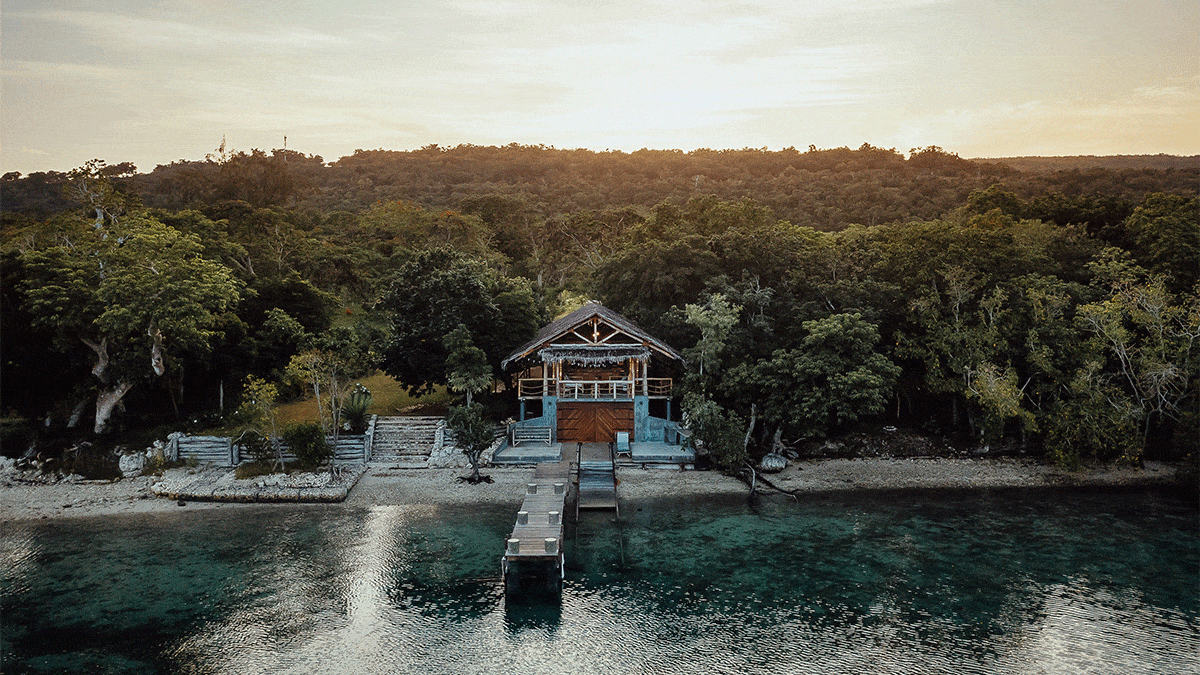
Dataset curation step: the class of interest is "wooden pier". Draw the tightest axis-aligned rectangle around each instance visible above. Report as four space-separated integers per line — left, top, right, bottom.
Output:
502 444 622 597
502 460 571 596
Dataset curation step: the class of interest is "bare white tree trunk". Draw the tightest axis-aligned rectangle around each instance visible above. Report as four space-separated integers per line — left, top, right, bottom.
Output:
94 382 133 434
149 325 165 376
80 336 148 433
744 404 757 496
82 337 110 380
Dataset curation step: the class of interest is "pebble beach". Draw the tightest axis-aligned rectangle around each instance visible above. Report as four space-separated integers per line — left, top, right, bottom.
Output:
0 457 1183 524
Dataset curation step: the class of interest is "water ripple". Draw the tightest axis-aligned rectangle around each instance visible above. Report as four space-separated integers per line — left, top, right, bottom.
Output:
2 491 1197 674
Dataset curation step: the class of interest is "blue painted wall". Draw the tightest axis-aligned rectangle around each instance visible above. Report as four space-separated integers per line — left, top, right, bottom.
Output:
543 396 558 442
634 396 650 441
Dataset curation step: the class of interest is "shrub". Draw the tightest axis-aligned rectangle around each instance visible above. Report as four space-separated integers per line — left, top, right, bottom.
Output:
236 429 275 464
142 455 194 476
340 383 372 433
282 422 331 469
446 403 497 483
682 393 748 474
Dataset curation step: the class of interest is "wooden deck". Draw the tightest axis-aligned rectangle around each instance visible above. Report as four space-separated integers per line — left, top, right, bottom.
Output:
505 460 571 559
503 460 572 596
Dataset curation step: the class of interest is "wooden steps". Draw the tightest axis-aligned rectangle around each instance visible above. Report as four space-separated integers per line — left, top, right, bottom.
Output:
577 459 618 513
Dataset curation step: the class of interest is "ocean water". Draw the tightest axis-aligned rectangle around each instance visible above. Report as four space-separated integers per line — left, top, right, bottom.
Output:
2 486 1196 674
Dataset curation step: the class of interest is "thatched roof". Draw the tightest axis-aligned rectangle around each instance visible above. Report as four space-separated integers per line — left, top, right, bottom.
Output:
502 301 683 369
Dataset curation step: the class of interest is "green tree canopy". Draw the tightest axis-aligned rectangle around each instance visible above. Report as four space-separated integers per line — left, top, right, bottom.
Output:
374 247 544 395
443 324 492 406
22 213 241 432
1124 193 1200 292
683 293 742 386
727 313 901 439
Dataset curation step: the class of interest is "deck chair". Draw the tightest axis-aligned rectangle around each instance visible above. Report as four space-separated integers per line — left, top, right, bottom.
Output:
615 431 632 458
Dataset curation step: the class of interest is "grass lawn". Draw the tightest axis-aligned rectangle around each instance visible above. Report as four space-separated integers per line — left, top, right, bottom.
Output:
274 372 454 425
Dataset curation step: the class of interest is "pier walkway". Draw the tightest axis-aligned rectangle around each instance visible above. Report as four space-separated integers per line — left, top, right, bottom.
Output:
502 444 623 596
502 460 571 595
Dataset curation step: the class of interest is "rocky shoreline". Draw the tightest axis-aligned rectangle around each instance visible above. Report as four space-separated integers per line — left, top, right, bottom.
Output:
149 464 368 503
760 456 1185 493
0 456 1190 523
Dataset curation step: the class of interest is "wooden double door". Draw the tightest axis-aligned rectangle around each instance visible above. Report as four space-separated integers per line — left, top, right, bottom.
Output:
557 401 633 443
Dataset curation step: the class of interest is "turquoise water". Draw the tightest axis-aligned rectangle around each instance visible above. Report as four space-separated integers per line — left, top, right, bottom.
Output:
2 487 1197 674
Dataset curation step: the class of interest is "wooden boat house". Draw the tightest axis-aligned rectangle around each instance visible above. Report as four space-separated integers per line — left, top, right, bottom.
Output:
500 302 686 450
497 302 689 595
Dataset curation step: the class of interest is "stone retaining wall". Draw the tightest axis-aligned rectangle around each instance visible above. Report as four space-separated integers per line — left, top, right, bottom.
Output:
151 465 367 503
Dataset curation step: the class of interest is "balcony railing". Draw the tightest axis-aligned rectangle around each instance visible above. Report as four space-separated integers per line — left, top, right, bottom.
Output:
558 380 629 400
517 378 673 399
644 378 673 397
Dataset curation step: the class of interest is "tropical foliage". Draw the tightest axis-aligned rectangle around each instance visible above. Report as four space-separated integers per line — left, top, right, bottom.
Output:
2 147 1196 470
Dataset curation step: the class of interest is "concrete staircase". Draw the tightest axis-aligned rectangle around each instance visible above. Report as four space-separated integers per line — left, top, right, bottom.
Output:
369 416 443 467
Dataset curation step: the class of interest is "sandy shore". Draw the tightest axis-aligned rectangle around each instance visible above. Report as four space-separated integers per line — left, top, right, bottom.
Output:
0 457 1184 524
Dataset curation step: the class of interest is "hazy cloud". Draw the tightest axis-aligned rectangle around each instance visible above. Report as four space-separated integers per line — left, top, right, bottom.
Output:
2 0 1195 172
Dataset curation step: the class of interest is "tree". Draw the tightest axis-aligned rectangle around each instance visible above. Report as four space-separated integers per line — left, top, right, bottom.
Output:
446 403 498 483
0 251 86 421
208 145 298 207
22 213 241 433
727 313 901 440
286 350 354 441
63 159 135 228
459 193 546 272
967 184 1024 218
375 247 543 395
683 293 742 387
443 325 492 406
987 274 1091 449
358 199 495 259
964 362 1036 441
1124 193 1200 292
234 375 285 470
681 392 749 473
892 259 1013 433
594 234 720 333
249 308 310 380
1073 276 1199 463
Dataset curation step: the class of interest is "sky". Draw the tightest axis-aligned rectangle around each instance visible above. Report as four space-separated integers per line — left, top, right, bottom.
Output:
2 0 1197 174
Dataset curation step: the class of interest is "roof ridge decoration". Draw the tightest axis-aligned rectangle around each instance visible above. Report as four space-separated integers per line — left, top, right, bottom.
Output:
538 345 650 367
502 301 683 369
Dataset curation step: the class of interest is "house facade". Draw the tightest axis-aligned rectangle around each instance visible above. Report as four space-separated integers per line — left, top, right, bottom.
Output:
502 302 684 445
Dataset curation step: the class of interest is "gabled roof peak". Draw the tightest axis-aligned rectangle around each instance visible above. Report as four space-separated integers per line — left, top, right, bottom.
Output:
502 301 683 369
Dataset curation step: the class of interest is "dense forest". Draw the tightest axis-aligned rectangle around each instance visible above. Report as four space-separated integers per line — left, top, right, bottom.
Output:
2 144 1197 470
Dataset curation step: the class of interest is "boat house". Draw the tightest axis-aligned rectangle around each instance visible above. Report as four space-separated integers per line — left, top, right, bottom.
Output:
493 302 692 464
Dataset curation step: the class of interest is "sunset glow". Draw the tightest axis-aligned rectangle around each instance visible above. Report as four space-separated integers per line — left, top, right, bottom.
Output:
3 0 1197 173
